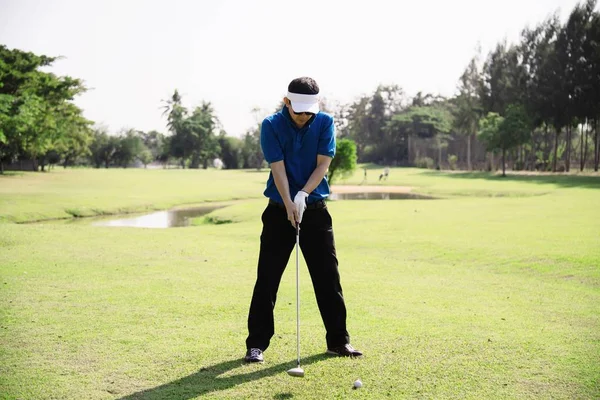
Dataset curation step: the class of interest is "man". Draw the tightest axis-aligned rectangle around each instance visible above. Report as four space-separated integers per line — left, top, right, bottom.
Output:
244 77 362 363
379 167 389 181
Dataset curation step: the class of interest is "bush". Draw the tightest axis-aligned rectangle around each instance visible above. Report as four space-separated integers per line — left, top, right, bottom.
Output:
328 139 357 185
415 157 434 169
447 154 458 170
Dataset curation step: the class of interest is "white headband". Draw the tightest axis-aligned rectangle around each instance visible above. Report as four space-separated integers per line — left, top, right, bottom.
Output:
287 92 319 103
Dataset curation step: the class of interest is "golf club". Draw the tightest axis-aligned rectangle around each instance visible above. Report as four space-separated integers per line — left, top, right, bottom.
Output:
287 222 304 378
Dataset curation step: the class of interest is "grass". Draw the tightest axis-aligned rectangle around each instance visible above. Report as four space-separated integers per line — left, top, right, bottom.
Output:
1 167 599 399
0 168 268 223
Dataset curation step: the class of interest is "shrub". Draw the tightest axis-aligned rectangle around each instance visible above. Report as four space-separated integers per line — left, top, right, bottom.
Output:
448 154 458 170
415 157 434 169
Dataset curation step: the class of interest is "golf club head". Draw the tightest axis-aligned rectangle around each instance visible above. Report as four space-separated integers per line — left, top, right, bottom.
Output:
287 367 304 377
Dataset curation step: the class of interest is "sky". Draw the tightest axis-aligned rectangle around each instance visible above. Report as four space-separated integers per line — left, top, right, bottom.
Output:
0 0 588 137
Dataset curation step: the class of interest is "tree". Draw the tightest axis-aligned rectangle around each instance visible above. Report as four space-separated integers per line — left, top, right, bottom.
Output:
162 90 185 134
343 85 407 164
519 23 549 170
478 112 504 172
389 103 454 167
0 45 89 172
478 105 530 176
217 132 243 169
157 135 172 168
453 57 483 170
162 91 221 168
498 104 532 175
241 126 263 170
581 1 600 171
113 129 145 168
89 126 116 168
0 46 54 172
187 102 220 169
136 146 153 168
522 17 564 170
54 123 93 168
344 95 370 159
327 139 357 187
140 130 166 164
162 90 189 167
39 101 92 170
537 15 569 172
480 42 510 115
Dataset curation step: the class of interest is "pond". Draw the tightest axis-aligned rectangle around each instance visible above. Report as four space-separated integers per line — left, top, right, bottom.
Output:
93 205 224 229
329 192 435 200
92 192 434 229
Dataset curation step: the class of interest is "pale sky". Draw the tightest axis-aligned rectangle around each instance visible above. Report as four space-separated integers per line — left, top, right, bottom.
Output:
0 0 587 137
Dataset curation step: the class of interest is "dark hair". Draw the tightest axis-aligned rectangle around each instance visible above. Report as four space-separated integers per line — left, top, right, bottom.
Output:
288 77 319 95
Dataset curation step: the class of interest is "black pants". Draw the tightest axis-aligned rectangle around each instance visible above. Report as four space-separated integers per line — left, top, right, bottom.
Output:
246 202 350 351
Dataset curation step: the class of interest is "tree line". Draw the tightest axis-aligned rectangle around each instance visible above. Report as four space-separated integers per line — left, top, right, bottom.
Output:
0 41 265 173
0 44 267 172
1 0 598 174
338 0 600 175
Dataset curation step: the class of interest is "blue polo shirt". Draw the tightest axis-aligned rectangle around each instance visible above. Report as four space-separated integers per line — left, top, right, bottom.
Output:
261 107 336 204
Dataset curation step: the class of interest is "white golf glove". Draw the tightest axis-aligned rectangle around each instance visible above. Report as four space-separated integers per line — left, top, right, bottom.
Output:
293 190 309 224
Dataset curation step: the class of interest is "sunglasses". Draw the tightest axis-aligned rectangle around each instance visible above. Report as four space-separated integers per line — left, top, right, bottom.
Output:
292 110 315 116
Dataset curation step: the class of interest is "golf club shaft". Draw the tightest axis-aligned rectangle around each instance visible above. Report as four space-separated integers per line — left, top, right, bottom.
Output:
295 223 300 368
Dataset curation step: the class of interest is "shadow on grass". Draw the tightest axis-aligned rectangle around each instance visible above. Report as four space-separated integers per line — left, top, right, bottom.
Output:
0 171 26 177
117 353 331 400
421 170 600 189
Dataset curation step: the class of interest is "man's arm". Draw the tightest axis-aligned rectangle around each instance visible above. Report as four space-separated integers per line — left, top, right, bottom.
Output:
301 155 332 194
270 160 299 225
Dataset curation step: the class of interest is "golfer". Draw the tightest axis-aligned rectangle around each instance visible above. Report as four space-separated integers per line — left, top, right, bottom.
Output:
244 77 362 363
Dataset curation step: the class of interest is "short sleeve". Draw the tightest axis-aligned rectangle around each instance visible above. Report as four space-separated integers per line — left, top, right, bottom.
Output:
260 119 284 164
317 116 336 158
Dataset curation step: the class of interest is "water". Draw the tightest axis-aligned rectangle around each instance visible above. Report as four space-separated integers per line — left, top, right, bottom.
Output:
92 192 433 229
329 192 435 200
93 205 224 229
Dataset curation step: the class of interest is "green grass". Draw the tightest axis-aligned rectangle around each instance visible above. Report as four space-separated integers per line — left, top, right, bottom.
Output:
0 168 269 223
1 167 599 399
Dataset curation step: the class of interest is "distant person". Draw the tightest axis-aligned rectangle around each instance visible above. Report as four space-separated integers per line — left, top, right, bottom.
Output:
361 167 367 184
379 166 389 181
243 77 362 363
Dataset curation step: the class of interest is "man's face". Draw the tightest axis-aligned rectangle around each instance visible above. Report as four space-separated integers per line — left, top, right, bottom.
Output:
284 98 314 128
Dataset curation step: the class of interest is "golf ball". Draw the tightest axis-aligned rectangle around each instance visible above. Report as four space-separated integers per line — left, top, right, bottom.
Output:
353 379 363 388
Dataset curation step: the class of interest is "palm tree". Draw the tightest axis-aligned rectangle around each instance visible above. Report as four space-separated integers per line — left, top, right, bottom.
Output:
161 90 186 135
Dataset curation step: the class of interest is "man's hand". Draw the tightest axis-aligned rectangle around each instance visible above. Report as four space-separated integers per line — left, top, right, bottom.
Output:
284 199 299 227
293 190 309 224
